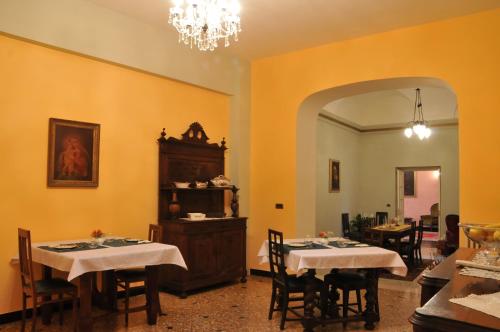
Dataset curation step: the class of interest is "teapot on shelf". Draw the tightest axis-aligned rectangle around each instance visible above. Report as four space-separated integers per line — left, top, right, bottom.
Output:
210 175 231 187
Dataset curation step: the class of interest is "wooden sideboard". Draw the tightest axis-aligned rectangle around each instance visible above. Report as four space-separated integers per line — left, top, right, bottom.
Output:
156 123 247 297
159 218 246 297
410 248 500 332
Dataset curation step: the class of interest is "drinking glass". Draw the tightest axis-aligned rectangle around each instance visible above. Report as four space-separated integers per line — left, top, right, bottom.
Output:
305 235 312 245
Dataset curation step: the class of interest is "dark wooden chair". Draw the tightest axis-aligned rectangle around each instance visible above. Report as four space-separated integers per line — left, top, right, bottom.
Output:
18 228 78 332
341 213 350 238
324 269 379 328
414 219 424 265
363 229 384 247
267 229 327 330
375 212 388 226
444 214 460 254
398 221 417 267
115 224 165 326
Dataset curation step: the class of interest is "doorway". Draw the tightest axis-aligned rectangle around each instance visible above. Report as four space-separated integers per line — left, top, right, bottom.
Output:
396 167 441 237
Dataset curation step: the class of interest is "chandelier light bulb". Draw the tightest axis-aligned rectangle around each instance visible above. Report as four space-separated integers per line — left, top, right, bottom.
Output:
425 127 431 138
404 127 413 138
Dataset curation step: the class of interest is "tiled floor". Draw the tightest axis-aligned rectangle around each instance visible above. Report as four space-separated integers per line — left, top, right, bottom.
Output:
0 274 421 332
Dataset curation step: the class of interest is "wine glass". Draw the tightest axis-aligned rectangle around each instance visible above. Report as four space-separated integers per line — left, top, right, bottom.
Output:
305 234 312 245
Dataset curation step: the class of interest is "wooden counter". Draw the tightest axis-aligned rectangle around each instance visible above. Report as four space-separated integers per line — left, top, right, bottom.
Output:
410 248 500 332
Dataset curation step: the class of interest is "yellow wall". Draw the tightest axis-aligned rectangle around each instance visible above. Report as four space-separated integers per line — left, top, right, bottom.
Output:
249 9 500 268
0 35 229 314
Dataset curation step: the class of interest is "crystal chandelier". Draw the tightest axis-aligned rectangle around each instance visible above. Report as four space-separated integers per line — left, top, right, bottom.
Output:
168 0 241 51
404 88 431 140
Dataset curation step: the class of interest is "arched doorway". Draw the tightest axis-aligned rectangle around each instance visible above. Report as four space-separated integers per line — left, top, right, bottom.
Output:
296 77 457 237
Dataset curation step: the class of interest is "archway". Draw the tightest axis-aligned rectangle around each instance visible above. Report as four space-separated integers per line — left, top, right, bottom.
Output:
296 77 456 237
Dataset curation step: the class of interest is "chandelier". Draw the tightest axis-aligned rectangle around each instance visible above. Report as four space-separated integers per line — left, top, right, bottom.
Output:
404 88 431 140
168 0 241 51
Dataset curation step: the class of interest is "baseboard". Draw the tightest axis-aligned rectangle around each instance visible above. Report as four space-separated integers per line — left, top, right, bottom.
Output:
249 269 271 277
0 287 145 325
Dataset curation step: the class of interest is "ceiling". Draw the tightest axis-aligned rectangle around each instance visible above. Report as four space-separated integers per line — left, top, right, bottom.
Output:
322 87 458 130
85 0 500 59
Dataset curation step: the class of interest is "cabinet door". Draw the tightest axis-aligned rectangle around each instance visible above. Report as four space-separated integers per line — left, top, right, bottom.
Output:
216 229 243 276
187 233 217 280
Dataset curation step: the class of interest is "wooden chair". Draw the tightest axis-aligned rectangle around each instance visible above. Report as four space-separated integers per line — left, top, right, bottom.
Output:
267 229 327 330
375 212 388 226
398 221 417 267
115 224 165 326
414 219 424 265
341 213 351 238
18 228 78 332
363 229 384 247
324 269 379 328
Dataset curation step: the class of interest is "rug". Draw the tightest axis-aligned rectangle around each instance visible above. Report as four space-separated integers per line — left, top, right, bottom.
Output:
379 259 433 282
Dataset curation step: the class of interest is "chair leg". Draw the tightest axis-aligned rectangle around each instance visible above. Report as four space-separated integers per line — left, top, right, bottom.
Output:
279 290 288 330
58 293 64 325
21 293 27 332
31 297 37 332
268 284 277 320
72 292 78 332
342 288 349 328
124 282 130 326
356 289 362 314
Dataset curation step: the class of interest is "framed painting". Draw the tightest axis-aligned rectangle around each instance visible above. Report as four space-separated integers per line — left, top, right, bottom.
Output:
47 118 100 187
404 170 415 197
329 159 340 192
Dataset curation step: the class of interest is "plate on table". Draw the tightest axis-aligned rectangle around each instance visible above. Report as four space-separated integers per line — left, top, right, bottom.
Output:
49 244 77 250
354 244 369 247
287 242 308 248
345 241 360 245
125 238 140 242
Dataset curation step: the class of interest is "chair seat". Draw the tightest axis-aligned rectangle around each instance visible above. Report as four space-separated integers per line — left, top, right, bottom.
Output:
34 278 76 294
324 270 368 289
115 268 147 282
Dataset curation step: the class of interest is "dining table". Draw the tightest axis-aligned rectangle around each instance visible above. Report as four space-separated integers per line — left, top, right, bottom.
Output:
366 224 412 252
258 238 407 331
31 237 187 331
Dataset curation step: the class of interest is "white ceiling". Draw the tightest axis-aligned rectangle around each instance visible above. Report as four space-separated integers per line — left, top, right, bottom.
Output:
85 0 500 59
322 87 458 130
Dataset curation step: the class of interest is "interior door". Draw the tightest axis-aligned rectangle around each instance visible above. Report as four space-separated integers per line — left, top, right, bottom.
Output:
396 169 405 219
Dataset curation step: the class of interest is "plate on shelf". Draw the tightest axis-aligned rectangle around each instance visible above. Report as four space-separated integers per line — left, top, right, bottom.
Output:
49 244 77 249
287 242 308 248
354 244 370 247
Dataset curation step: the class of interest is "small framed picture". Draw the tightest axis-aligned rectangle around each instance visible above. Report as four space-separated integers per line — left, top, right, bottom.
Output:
329 159 340 192
404 170 415 197
47 118 100 187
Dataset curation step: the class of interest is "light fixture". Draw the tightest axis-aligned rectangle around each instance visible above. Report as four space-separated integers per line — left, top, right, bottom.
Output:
404 88 431 140
168 0 241 52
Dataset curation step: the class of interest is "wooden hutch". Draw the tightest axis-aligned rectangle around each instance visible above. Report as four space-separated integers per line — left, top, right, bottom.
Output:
157 123 247 297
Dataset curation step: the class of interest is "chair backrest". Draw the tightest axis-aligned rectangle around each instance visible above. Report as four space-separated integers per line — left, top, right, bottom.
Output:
148 224 163 243
364 229 384 246
415 219 424 246
408 220 417 248
445 214 459 247
268 229 287 283
341 213 350 235
430 203 439 217
18 228 36 295
375 212 388 225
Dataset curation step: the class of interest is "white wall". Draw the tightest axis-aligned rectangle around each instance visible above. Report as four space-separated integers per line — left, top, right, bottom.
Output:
316 117 459 237
316 117 360 236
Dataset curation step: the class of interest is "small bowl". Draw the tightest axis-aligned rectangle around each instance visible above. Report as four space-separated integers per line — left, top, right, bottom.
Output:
187 213 206 220
174 182 190 188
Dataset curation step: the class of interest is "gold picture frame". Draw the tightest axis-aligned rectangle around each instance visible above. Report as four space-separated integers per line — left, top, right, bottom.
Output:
329 159 340 192
47 118 100 187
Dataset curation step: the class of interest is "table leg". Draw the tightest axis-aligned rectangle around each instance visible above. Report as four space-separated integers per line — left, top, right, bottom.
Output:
301 269 319 332
145 266 159 325
41 265 52 325
100 270 117 310
327 269 340 318
79 273 93 332
363 269 380 330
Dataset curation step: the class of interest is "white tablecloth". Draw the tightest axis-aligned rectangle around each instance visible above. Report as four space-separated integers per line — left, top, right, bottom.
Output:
32 239 187 281
257 238 407 276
